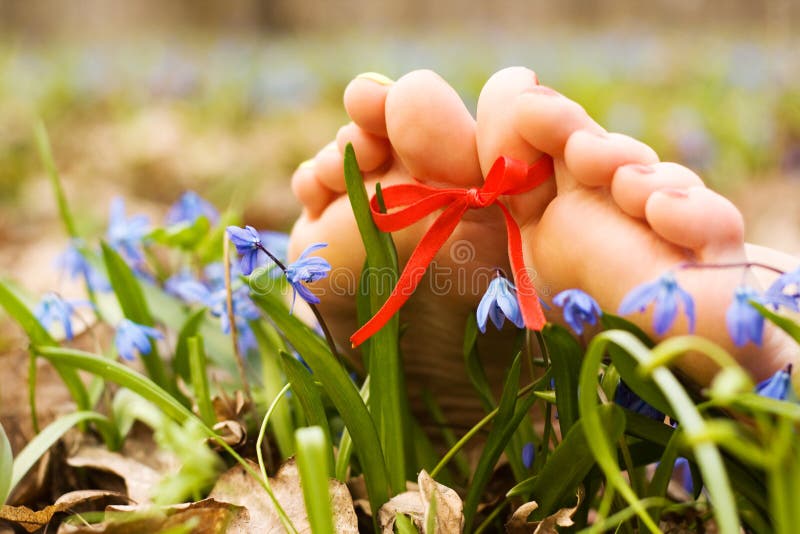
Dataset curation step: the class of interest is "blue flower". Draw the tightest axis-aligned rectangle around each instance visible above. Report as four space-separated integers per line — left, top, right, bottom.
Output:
521 442 535 469
34 293 89 341
227 225 262 275
763 267 800 312
618 273 695 336
166 191 219 226
672 457 694 495
726 286 764 347
285 243 331 311
755 365 792 401
552 289 602 335
614 380 665 421
476 275 525 333
114 319 163 361
55 240 110 292
107 197 150 264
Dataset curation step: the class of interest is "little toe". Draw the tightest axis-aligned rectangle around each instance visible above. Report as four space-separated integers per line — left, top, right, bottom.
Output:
385 69 483 187
335 122 391 172
612 162 705 219
314 142 348 194
513 85 605 158
343 73 392 137
564 130 659 187
291 160 335 219
645 186 745 259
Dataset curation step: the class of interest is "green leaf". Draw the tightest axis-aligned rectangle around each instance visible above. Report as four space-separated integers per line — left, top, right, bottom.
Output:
394 514 419 534
0 423 13 504
463 314 495 412
173 307 208 381
148 217 212 249
344 143 407 492
0 279 89 411
752 302 800 345
251 290 390 518
35 120 77 238
281 352 334 476
608 342 674 419
295 427 335 534
508 404 625 518
542 324 583 435
188 337 215 427
100 242 170 391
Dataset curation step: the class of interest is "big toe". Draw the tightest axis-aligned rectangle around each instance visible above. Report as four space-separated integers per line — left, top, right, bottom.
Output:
476 66 557 225
385 69 483 187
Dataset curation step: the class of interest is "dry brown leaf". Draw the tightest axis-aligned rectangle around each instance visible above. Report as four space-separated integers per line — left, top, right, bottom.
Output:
378 470 463 533
67 446 162 504
209 457 357 533
0 490 129 532
506 487 584 534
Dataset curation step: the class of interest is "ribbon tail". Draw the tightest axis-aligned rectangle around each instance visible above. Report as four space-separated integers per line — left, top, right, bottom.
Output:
497 204 546 330
350 202 468 347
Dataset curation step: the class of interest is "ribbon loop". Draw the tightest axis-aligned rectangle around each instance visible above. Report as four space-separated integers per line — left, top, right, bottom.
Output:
350 155 555 347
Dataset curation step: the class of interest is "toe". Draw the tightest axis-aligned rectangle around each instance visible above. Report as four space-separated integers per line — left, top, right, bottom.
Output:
385 69 482 187
645 186 745 259
335 122 391 172
314 142 348 194
343 73 392 137
612 162 705 219
564 130 659 187
476 66 557 225
513 85 605 158
291 161 335 219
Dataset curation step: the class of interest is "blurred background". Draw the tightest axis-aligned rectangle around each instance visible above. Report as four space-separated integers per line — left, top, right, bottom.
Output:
1 0 799 293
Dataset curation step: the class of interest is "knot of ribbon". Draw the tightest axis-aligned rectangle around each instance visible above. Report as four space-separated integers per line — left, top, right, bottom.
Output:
350 154 555 348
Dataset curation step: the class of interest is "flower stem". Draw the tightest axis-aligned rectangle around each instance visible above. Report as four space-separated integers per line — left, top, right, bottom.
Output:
224 237 254 411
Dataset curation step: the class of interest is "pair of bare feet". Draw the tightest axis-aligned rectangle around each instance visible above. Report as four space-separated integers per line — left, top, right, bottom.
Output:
288 67 799 426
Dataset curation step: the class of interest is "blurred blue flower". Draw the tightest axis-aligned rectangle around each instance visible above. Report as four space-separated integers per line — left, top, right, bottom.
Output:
164 269 197 298
285 243 331 311
115 319 163 361
673 457 694 495
259 231 290 264
477 275 525 333
726 286 764 347
618 273 695 336
107 197 150 264
614 380 665 421
166 191 219 226
34 293 89 341
522 442 535 469
764 267 800 312
755 365 792 401
553 289 602 335
55 240 110 292
227 225 262 275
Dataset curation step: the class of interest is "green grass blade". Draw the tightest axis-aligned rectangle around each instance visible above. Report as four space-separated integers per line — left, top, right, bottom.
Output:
251 291 390 516
334 376 369 482
173 307 207 382
0 423 13 504
344 143 407 492
188 337 215 427
463 314 495 412
10 411 114 494
295 427 335 534
394 514 419 533
752 302 800 345
100 242 171 392
0 279 89 411
280 352 334 476
35 120 78 238
543 324 583 435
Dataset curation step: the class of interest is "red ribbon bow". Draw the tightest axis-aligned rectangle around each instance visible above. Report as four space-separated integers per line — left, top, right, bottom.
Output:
350 155 555 348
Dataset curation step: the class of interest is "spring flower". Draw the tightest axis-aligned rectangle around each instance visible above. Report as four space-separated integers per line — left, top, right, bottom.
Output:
107 197 150 264
726 286 764 347
55 240 110 292
476 275 525 333
114 319 163 361
166 191 220 226
34 293 89 341
755 364 792 401
522 442 535 469
614 380 665 421
552 289 602 335
618 273 695 336
227 225 262 275
285 243 331 311
672 457 694 495
763 267 800 312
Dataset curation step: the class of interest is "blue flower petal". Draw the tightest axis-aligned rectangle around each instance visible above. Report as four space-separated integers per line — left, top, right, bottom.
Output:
755 365 792 400
618 280 661 315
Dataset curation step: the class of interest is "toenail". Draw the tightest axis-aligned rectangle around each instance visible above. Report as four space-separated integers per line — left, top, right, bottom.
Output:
658 188 690 199
523 85 558 96
298 159 316 170
629 163 655 174
356 72 394 85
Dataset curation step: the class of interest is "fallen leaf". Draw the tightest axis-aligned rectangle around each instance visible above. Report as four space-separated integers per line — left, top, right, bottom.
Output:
378 470 463 533
506 487 584 534
0 490 129 532
209 457 357 533
67 446 162 504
